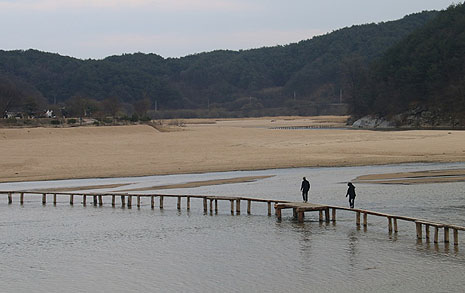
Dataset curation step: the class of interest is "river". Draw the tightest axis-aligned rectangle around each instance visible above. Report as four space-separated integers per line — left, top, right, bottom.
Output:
1 163 465 292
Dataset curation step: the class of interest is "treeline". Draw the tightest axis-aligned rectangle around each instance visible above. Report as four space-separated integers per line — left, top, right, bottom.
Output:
350 3 465 126
0 11 438 119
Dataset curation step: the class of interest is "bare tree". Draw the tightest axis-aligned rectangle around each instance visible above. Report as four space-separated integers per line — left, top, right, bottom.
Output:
0 76 22 115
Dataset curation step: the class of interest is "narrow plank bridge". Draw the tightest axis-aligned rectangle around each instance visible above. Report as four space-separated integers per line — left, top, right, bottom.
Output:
2 191 464 247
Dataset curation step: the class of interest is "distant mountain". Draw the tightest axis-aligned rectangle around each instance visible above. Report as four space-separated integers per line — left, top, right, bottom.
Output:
0 10 438 118
350 3 465 127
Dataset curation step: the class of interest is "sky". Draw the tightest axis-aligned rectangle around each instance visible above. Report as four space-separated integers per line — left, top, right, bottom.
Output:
0 0 458 59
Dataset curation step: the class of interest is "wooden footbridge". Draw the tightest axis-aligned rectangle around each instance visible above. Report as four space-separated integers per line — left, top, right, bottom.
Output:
2 191 464 247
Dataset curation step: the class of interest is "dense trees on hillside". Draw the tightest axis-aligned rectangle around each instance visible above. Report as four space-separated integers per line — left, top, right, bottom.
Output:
0 11 438 118
350 3 465 126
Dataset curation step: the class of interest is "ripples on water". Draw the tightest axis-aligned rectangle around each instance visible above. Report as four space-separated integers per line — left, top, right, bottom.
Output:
1 163 465 292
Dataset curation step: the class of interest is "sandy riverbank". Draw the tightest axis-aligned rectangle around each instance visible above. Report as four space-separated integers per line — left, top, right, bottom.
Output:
1 116 465 183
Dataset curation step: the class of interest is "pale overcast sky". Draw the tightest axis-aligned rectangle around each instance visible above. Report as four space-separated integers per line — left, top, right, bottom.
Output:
0 0 458 59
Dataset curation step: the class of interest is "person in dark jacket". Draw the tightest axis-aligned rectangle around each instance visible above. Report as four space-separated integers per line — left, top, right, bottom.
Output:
346 182 356 208
301 177 310 202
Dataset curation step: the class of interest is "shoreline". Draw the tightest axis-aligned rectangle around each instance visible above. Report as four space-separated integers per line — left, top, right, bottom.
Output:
3 160 465 185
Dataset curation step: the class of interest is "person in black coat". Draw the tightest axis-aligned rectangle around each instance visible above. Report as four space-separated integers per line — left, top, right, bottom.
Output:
346 182 356 208
301 177 310 202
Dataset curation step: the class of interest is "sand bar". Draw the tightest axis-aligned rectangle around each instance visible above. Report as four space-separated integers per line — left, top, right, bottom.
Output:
1 116 465 183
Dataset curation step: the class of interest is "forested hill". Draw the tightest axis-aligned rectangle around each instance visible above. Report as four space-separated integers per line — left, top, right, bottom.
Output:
0 11 438 118
350 3 465 126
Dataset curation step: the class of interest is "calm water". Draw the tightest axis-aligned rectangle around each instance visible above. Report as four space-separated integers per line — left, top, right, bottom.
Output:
1 163 465 292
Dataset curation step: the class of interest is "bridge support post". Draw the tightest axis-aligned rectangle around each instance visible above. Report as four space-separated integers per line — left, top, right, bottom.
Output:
247 200 251 214
444 227 450 243
416 222 422 239
434 227 439 243
453 229 459 246
425 224 430 241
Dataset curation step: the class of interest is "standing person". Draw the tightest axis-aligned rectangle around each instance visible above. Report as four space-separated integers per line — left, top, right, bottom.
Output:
346 182 356 208
301 177 310 202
